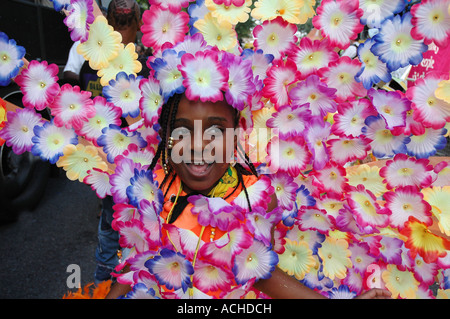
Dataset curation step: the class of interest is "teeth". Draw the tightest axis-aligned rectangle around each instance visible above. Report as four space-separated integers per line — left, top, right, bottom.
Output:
192 162 205 165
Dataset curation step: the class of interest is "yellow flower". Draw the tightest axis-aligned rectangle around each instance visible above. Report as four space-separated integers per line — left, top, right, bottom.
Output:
205 0 252 25
278 239 315 280
97 43 142 86
56 144 108 182
317 237 352 280
436 289 450 299
77 15 122 70
251 0 303 24
382 264 419 299
346 164 386 198
435 79 450 104
421 186 450 236
194 13 238 52
296 0 316 24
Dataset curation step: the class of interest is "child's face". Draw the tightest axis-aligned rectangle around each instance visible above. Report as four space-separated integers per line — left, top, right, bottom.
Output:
168 95 237 195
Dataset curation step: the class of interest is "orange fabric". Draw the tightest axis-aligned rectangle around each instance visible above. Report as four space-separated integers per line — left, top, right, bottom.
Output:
155 169 258 242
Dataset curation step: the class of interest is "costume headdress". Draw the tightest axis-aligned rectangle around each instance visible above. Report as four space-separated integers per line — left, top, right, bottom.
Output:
2 0 450 299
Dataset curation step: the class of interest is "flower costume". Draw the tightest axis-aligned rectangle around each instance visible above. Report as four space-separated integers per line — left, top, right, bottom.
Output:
2 0 450 299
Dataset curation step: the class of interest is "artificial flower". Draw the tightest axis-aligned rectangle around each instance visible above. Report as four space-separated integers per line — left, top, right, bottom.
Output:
221 52 255 111
321 56 367 103
0 108 44 154
0 98 6 146
406 127 447 159
412 254 439 286
262 58 300 109
109 158 148 204
139 77 164 127
266 136 311 177
49 84 95 130
331 99 377 138
290 37 339 80
348 242 376 274
205 0 251 25
0 32 25 86
362 115 410 159
296 0 316 24
97 43 142 86
345 184 390 234
410 0 450 48
49 0 70 11
368 89 409 130
312 0 364 50
435 79 450 104
31 119 78 164
315 192 343 219
194 12 237 52
345 164 386 198
421 186 450 237
240 49 274 83
317 237 352 280
371 13 428 72
379 153 434 190
277 238 315 280
116 219 152 253
232 239 278 285
289 74 337 117
103 72 142 118
382 264 419 299
432 161 450 187
378 236 404 265
269 171 298 211
193 259 235 293
126 169 164 210
97 124 147 164
232 175 273 212
327 285 357 299
355 39 391 90
252 17 298 61
304 116 331 171
14 60 60 111
76 15 122 70
396 108 426 137
77 96 122 146
359 0 405 28
309 161 347 194
150 49 185 99
149 0 193 11
297 207 336 234
327 135 371 166
401 217 450 264
84 168 112 199
121 283 158 299
187 0 209 34
141 5 189 53
406 73 450 130
118 143 155 168
63 0 94 43
179 49 229 103
246 207 280 246
251 0 303 24
266 104 310 140
295 185 317 213
56 143 108 182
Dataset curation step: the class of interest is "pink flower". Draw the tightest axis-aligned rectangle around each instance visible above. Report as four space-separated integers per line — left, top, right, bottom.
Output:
266 103 311 139
327 135 371 166
379 153 434 190
319 56 366 102
179 49 229 103
331 99 377 137
252 16 298 60
262 58 300 109
368 89 410 130
246 206 281 246
310 161 347 194
410 0 450 48
290 37 339 80
15 60 60 111
305 116 331 171
406 73 450 130
141 5 189 52
269 171 298 211
149 0 193 11
49 84 95 131
289 74 337 117
116 219 151 253
83 168 111 199
384 186 432 230
312 0 364 50
64 0 95 42
297 207 336 234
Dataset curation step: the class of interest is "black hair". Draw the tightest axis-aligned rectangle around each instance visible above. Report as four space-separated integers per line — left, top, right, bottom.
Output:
107 0 140 29
148 93 258 215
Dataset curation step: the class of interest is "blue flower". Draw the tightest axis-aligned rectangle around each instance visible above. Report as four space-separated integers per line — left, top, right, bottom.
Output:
149 49 185 100
119 283 159 299
49 0 71 11
406 127 448 159
328 285 357 299
126 168 164 211
371 13 428 72
356 39 391 90
31 120 78 164
188 0 208 35
103 72 143 118
0 32 25 86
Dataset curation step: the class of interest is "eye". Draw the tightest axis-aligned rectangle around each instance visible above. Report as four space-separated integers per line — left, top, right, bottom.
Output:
171 127 190 138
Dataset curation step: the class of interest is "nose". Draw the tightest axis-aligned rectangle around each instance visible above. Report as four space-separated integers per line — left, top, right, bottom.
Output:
192 120 206 163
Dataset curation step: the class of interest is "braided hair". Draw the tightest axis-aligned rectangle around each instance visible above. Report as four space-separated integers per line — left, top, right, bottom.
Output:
106 0 140 30
148 93 258 213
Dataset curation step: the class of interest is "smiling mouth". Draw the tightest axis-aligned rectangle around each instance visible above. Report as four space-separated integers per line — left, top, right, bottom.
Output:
184 161 214 176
